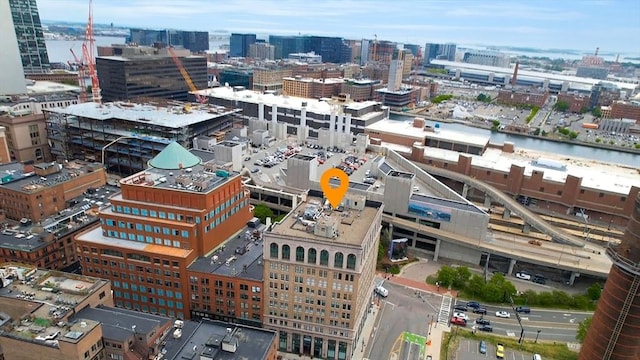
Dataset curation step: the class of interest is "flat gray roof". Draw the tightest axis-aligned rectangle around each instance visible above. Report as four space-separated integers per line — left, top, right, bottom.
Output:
410 193 485 214
188 226 264 281
46 101 239 129
167 320 276 360
72 306 171 342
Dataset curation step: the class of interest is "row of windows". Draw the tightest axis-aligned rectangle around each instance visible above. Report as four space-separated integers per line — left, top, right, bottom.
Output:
111 281 183 299
114 300 184 319
270 244 357 269
103 230 183 248
103 219 191 238
113 290 184 309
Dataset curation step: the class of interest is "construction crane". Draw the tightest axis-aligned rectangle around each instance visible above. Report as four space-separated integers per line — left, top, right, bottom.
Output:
372 34 378 63
70 48 88 103
70 0 101 103
167 47 207 104
83 0 101 103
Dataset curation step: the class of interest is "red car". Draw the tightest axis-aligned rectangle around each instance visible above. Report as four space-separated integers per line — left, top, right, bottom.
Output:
450 316 467 326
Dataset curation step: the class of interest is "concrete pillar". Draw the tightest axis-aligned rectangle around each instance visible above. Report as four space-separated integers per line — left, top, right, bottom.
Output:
502 208 511 220
483 194 491 208
522 223 531 234
433 238 441 262
258 102 264 120
271 105 278 128
462 183 469 198
569 272 580 286
300 108 307 128
507 259 517 276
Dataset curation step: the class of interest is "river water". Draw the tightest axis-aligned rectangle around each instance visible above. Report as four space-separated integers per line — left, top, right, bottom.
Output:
389 113 638 168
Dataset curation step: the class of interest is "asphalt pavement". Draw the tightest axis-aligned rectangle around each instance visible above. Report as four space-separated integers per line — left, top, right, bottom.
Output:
456 339 532 360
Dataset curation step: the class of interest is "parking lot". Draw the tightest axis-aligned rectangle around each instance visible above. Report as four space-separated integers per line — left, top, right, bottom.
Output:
456 339 533 360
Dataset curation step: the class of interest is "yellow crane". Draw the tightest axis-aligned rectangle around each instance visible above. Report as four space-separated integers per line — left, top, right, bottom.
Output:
167 47 207 104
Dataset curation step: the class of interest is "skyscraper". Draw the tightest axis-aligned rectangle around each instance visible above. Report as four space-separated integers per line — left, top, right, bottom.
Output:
579 193 640 359
387 50 404 92
7 0 50 74
423 43 456 65
128 28 209 52
230 33 257 57
0 1 27 94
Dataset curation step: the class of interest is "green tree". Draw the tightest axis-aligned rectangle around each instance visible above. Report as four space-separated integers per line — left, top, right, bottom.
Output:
435 266 457 287
587 283 602 301
569 131 579 139
467 274 485 297
432 94 454 104
595 137 602 143
592 107 602 118
253 204 274 224
576 316 592 343
476 93 492 103
571 295 591 310
553 100 570 112
453 266 472 288
378 228 391 262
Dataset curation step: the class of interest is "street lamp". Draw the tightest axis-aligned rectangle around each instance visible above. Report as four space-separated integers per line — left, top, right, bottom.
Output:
101 136 139 167
535 329 541 343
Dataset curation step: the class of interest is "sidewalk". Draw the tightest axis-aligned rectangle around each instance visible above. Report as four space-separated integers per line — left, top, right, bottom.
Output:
425 322 450 360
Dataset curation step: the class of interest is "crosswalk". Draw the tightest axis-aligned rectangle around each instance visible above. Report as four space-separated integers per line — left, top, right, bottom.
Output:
437 295 453 325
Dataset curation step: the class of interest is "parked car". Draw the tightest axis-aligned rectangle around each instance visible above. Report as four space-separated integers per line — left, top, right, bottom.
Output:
450 316 467 326
479 340 487 354
473 307 487 315
374 285 388 297
495 311 511 318
251 168 260 173
515 306 531 314
496 344 505 359
478 324 493 332
516 272 532 280
475 318 490 325
453 304 468 312
466 301 481 309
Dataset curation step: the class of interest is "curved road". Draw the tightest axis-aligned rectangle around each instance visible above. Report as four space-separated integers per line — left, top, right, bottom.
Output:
414 162 585 247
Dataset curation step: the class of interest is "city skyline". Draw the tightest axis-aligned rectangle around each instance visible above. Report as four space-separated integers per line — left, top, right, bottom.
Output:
39 0 640 54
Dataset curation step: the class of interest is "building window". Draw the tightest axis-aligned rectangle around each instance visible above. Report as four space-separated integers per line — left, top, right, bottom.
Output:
35 148 43 160
308 248 317 264
334 252 344 268
346 254 356 270
270 243 278 258
557 190 563 196
296 246 304 262
320 250 329 266
599 193 604 198
282 245 290 260
539 187 544 192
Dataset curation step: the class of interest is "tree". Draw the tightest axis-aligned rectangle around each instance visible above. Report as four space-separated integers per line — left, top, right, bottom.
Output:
592 107 602 118
477 93 492 103
467 274 485 297
553 100 570 112
253 204 274 224
435 266 457 288
587 283 602 301
576 316 592 343
453 266 472 288
378 228 391 262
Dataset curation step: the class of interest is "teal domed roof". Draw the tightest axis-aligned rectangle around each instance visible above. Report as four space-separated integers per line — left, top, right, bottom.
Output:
148 142 201 170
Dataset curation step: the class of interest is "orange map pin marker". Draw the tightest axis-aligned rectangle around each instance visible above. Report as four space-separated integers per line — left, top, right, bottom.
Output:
320 168 349 209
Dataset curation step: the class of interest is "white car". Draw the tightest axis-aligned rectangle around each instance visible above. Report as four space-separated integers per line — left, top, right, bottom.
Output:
495 311 511 318
453 312 469 321
374 285 388 297
515 272 532 280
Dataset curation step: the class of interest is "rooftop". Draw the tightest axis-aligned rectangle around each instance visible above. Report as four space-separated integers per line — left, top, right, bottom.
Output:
198 86 381 116
163 319 276 360
72 306 171 342
284 76 344 84
0 160 104 193
45 101 239 129
75 226 194 259
188 226 264 281
270 197 379 246
121 142 240 194
0 185 118 252
366 119 490 148
25 80 81 95
0 264 109 347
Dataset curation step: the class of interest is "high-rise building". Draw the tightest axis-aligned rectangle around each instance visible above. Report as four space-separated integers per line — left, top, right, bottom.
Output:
579 193 640 359
387 51 405 92
263 196 383 359
96 50 207 102
0 113 51 163
268 35 351 63
0 1 27 94
249 42 275 60
230 33 257 57
0 127 10 164
74 142 252 319
462 50 510 68
127 28 209 52
5 0 50 75
423 43 456 64
269 35 309 60
403 44 421 58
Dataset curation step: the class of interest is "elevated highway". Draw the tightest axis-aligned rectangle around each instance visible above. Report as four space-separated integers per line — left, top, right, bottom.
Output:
382 214 611 278
413 162 586 247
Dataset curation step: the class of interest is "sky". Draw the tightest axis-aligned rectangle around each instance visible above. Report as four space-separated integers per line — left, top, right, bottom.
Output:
39 0 640 54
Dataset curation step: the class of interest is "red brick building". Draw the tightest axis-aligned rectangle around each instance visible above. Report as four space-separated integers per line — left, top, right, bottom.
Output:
610 101 640 122
557 93 590 113
75 142 252 319
497 89 549 108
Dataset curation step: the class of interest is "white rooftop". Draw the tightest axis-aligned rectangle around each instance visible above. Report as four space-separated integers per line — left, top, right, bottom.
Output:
26 80 80 94
366 119 490 148
395 143 640 195
45 101 237 128
198 86 380 115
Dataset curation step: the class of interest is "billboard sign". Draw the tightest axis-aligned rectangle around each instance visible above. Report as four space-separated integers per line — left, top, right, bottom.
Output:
408 199 452 222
